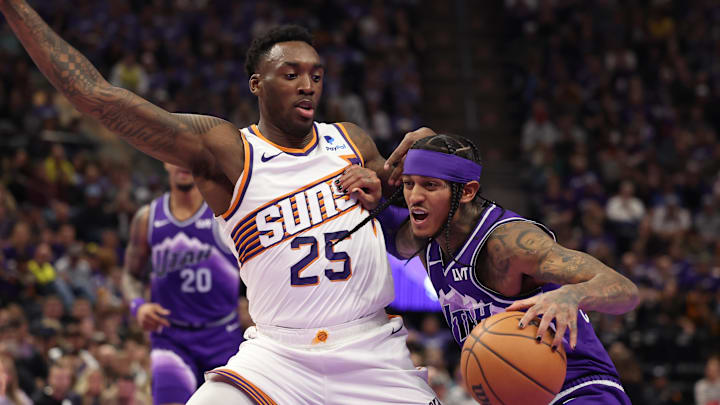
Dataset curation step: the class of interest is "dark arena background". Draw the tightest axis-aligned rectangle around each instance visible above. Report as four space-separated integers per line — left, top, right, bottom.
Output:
1 1 719 404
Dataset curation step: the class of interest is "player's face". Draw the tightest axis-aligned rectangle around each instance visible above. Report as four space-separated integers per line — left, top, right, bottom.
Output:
402 174 451 238
254 41 324 138
164 163 195 191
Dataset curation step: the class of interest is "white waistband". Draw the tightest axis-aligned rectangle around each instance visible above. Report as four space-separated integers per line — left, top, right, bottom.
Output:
252 310 390 347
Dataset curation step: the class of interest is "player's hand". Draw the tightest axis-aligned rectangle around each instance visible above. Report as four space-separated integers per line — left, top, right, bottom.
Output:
137 303 171 333
505 286 580 351
384 127 437 186
338 165 382 210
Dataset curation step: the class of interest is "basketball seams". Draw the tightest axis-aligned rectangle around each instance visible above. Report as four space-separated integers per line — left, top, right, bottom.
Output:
484 330 567 365
475 339 557 396
468 346 507 405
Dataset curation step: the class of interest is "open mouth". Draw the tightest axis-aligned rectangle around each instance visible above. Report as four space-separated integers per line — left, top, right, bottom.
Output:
410 208 428 223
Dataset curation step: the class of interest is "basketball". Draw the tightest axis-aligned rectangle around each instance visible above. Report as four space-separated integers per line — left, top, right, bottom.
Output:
460 311 567 405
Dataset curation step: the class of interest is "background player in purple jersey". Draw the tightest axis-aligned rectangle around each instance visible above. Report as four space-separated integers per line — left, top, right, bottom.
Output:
123 163 243 405
345 133 640 404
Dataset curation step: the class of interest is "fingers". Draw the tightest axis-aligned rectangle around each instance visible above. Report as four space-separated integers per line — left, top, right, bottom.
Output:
383 127 437 184
506 297 536 314
388 161 405 187
534 308 554 343
569 318 578 350
551 321 566 352
337 166 381 200
512 298 538 328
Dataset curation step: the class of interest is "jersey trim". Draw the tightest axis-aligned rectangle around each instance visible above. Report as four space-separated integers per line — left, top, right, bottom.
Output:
250 123 319 156
443 205 497 272
548 380 625 405
221 131 254 220
207 369 278 405
468 216 557 300
163 192 208 227
333 123 365 167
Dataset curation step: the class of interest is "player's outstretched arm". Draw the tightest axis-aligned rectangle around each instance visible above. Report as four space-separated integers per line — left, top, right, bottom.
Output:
0 0 236 169
488 221 639 349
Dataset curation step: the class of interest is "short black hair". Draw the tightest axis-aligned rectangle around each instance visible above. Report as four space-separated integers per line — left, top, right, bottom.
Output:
244 25 313 77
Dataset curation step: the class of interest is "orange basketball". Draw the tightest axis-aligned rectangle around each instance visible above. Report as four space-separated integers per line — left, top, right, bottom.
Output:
460 311 567 405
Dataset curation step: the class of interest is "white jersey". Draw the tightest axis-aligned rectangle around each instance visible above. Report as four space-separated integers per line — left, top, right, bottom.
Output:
215 122 394 329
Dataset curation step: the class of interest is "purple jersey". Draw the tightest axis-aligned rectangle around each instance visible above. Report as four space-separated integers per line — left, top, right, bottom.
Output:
148 193 240 325
425 203 621 391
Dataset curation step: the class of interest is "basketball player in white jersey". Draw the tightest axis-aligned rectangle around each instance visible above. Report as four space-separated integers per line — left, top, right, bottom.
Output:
0 2 441 402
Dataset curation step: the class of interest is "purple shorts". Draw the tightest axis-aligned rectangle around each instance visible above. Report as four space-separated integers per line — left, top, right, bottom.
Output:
550 375 631 405
150 317 243 405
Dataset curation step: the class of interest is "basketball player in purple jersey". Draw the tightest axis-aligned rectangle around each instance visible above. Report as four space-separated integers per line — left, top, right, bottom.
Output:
0 2 441 403
123 163 243 405
355 133 640 404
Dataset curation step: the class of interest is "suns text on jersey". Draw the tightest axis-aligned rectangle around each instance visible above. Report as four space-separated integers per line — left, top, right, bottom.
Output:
256 174 356 247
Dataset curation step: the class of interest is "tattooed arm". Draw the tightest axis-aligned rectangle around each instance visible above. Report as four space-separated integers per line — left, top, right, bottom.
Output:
0 0 237 170
122 206 151 302
487 221 639 350
121 205 171 332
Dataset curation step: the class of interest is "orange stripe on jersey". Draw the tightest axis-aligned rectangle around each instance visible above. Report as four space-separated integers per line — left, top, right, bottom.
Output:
335 123 365 166
208 369 277 405
252 124 318 154
222 132 252 219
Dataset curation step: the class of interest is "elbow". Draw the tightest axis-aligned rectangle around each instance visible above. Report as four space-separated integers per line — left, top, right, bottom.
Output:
623 278 640 313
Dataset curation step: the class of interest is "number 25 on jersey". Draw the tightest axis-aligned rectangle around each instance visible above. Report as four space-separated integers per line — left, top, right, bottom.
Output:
290 231 351 286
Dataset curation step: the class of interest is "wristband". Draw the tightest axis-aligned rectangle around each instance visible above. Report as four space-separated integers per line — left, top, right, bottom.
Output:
130 298 146 318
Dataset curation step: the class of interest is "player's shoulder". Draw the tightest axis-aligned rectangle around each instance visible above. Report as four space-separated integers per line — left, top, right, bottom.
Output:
133 204 152 225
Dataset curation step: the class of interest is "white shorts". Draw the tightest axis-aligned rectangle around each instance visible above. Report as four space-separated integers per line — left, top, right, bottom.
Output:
206 310 441 405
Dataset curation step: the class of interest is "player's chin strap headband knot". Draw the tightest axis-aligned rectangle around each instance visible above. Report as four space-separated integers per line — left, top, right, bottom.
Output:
402 149 482 183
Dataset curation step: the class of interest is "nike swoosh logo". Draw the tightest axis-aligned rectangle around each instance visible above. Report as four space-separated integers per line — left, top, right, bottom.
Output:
261 152 282 162
390 325 403 336
226 322 240 332
427 260 443 267
153 219 170 227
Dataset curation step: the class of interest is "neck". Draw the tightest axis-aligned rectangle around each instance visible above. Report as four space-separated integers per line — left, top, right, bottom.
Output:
257 116 313 149
169 187 204 221
435 201 484 258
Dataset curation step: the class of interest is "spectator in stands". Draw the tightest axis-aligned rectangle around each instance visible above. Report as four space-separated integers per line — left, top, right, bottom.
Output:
0 353 32 405
31 360 81 405
695 355 720 405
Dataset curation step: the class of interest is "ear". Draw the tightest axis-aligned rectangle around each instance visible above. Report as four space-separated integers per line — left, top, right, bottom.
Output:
460 181 480 203
249 73 261 95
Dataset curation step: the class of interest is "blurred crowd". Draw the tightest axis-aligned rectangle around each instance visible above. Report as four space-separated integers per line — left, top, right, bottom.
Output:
2 0 720 404
503 0 720 403
0 0 426 404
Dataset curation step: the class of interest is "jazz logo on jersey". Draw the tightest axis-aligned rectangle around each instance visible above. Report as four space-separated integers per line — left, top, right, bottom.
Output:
439 287 498 344
232 171 358 264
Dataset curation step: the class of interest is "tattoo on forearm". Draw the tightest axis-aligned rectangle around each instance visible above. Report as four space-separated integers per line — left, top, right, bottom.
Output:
5 1 227 155
9 1 103 97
